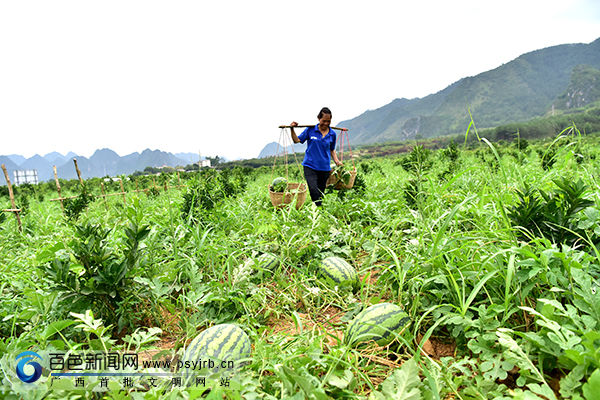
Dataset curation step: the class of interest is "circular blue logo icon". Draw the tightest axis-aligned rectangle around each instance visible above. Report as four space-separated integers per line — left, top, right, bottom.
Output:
16 351 43 383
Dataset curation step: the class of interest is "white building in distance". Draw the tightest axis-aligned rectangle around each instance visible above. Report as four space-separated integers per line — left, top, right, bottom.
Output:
14 170 38 185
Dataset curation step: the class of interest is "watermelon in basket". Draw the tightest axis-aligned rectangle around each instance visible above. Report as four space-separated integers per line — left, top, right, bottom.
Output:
268 178 307 210
327 165 357 189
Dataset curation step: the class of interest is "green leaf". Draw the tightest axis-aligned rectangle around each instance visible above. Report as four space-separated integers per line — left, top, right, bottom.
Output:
560 365 585 398
480 356 509 381
328 369 354 390
420 361 442 400
42 319 76 340
36 242 66 264
527 383 557 400
277 365 328 400
497 328 546 384
512 389 552 400
467 337 492 354
464 269 497 313
369 358 421 400
583 369 600 400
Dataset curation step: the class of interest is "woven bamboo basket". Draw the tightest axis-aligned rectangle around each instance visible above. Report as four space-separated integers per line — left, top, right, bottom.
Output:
268 182 307 210
326 168 357 190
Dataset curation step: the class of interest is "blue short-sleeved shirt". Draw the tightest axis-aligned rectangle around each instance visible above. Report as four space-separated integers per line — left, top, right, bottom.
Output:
297 125 337 171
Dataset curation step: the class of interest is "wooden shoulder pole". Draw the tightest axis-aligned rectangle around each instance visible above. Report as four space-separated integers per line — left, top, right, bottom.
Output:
278 124 348 131
1 164 22 232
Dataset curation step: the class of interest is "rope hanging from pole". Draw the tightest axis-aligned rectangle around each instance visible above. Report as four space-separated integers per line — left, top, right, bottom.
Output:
268 126 307 209
327 128 357 190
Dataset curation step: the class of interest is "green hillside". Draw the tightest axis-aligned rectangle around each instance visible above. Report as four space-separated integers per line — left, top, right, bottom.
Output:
554 65 600 110
341 37 600 144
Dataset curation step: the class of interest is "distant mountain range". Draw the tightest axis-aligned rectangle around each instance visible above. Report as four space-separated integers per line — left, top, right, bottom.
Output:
258 37 600 157
0 149 203 183
257 142 306 158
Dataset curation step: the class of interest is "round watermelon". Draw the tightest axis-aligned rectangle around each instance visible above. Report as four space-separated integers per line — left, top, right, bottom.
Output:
241 254 280 280
251 253 280 270
345 303 410 347
270 177 287 192
319 256 358 291
182 324 251 379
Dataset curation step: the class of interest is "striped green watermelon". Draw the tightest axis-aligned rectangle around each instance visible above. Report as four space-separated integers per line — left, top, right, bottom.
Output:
252 253 280 270
319 256 358 291
240 254 280 280
345 303 410 347
182 324 251 379
270 177 287 192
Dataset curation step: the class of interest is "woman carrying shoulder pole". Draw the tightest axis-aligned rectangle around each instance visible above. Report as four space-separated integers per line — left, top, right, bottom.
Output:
290 107 342 207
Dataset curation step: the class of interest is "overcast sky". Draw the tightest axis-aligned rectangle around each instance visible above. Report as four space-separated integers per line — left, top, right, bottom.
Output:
1 1 599 160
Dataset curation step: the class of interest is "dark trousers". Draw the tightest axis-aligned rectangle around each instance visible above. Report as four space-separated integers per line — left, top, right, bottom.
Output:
303 166 330 206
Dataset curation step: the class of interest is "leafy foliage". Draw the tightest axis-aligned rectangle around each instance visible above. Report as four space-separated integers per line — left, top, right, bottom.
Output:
397 145 432 176
63 185 96 221
328 165 353 187
441 140 460 163
44 200 153 331
508 177 595 246
369 358 421 400
180 167 248 223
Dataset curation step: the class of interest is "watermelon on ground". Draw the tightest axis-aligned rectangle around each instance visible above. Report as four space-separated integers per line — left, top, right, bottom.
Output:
250 253 280 270
345 303 410 347
238 253 280 281
319 256 358 291
182 324 251 379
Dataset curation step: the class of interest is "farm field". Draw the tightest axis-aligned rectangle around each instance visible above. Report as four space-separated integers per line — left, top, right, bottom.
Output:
1 127 600 399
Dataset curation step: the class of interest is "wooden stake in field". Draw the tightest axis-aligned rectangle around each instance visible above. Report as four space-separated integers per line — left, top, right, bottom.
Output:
132 177 149 194
53 165 65 213
1 164 23 232
73 158 84 186
119 179 126 204
100 182 109 210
